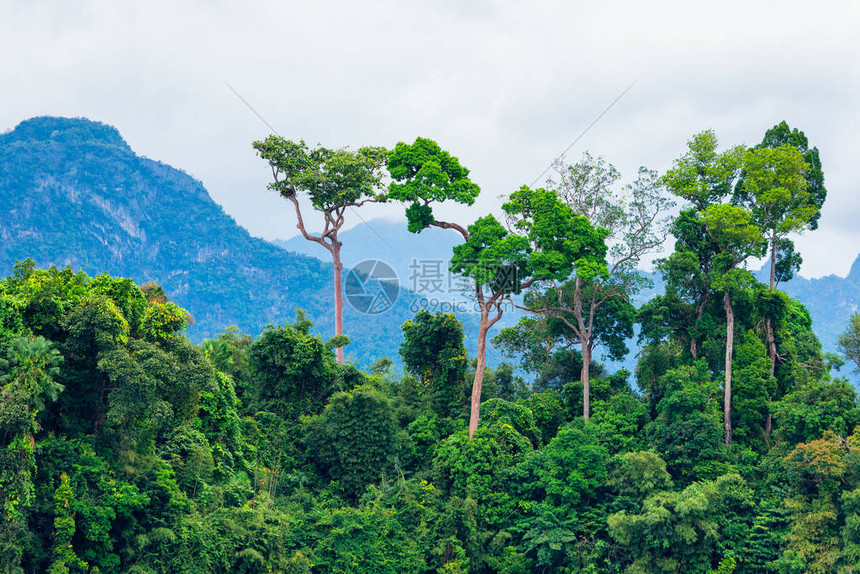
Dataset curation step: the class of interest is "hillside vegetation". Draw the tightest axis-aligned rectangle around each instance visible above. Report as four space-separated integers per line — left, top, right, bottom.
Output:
1 262 860 573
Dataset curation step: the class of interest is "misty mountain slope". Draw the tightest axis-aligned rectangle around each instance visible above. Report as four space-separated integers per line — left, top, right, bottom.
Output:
766 258 860 353
0 116 419 363
273 220 464 297
279 219 860 382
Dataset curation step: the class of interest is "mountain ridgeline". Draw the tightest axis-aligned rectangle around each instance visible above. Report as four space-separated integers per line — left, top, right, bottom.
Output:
0 116 422 363
2 116 858 374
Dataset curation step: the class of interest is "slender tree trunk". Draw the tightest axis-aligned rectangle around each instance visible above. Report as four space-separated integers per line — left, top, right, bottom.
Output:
723 291 734 446
581 340 591 421
572 276 593 421
769 234 776 291
766 320 777 377
765 234 777 434
332 240 344 364
469 303 490 439
287 196 345 363
767 234 778 376
691 298 707 360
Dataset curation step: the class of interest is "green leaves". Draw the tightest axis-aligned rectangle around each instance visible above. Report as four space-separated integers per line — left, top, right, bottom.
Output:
400 310 467 418
387 137 480 233
304 385 398 500
503 185 609 283
740 145 811 229
755 120 827 231
249 323 339 419
450 215 530 295
0 336 64 415
387 137 480 204
661 130 746 210
608 474 754 573
253 137 387 210
142 302 190 343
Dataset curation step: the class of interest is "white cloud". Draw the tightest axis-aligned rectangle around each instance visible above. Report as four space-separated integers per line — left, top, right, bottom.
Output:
1 0 858 278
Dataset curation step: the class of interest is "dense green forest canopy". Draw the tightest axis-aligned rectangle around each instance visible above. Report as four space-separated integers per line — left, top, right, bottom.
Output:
2 258 859 572
3 123 860 573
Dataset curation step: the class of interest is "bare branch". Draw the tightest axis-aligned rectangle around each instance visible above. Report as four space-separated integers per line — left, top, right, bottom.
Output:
432 220 470 241
287 195 332 252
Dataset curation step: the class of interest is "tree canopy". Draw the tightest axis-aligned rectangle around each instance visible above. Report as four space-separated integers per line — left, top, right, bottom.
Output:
4 120 855 574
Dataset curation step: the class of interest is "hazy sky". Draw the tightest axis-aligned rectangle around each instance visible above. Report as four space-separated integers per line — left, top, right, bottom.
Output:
2 1 858 277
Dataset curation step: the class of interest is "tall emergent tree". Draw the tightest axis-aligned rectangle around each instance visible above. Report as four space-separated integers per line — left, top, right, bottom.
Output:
456 188 605 437
254 138 387 363
662 130 765 445
703 204 765 446
447 213 531 437
734 121 824 376
386 137 486 435
388 139 604 437
513 155 672 420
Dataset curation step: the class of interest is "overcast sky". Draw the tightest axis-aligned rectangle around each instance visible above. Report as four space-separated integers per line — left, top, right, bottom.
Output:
2 0 858 278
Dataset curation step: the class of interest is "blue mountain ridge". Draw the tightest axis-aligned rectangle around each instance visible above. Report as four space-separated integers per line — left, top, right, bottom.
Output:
3 116 856 382
0 116 433 366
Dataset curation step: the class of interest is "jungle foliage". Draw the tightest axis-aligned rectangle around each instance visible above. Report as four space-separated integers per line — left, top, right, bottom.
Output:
2 256 859 573
4 122 860 573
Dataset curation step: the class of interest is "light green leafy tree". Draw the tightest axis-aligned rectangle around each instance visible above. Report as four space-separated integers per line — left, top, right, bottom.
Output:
663 130 765 445
837 313 860 373
517 155 672 420
608 474 753 573
735 134 817 380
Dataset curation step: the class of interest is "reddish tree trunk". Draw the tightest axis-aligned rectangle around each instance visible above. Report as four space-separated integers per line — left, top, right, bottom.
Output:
581 340 591 421
469 304 490 439
723 291 734 446
332 241 344 364
287 196 346 364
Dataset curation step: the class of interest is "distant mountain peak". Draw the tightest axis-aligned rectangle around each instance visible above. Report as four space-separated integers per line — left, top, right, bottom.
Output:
2 116 130 151
0 116 424 366
848 254 860 281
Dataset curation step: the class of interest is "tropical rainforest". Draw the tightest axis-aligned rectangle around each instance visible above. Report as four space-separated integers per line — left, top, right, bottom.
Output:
3 119 860 574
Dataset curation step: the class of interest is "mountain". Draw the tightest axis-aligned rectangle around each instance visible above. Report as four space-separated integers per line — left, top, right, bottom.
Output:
758 258 860 369
4 116 857 379
0 116 418 365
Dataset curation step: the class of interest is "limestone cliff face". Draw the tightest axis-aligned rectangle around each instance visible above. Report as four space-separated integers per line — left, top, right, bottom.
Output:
0 116 416 362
